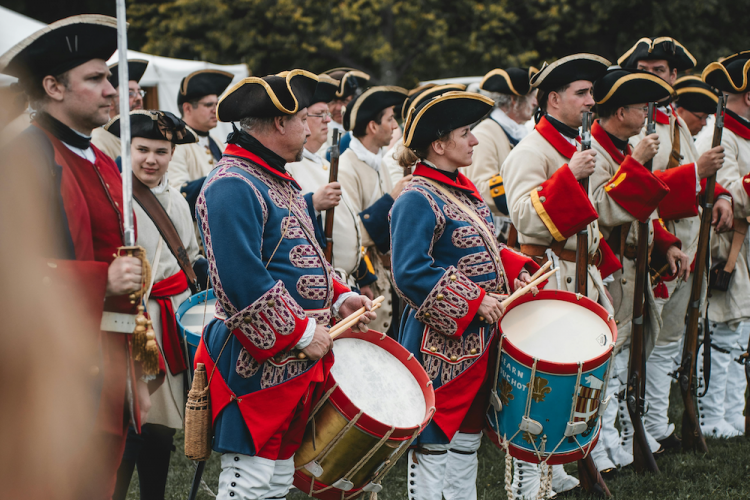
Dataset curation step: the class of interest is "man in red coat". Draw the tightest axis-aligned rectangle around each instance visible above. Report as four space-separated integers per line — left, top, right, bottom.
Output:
0 15 155 498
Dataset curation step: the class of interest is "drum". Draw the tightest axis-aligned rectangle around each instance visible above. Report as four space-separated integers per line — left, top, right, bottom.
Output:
485 290 616 465
176 289 216 371
294 329 436 499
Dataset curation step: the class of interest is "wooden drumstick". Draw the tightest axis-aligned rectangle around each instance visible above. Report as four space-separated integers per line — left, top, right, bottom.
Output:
490 267 559 308
528 259 552 282
297 296 385 359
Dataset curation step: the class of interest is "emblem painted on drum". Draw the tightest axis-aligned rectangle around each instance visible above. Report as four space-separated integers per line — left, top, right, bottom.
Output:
499 379 514 407
528 376 551 403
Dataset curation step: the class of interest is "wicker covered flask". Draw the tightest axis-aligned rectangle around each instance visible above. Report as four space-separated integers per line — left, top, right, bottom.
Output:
184 362 212 460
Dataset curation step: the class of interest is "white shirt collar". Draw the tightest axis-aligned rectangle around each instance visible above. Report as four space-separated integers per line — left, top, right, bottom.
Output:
303 147 323 165
330 121 345 132
349 136 386 172
150 172 170 194
490 108 529 142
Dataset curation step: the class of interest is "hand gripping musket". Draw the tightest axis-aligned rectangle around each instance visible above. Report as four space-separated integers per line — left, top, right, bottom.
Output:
573 111 611 497
678 94 727 453
324 129 340 263
626 102 660 473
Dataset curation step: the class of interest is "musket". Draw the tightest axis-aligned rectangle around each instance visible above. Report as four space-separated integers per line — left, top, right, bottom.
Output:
626 102 660 473
572 111 611 497
678 94 727 453
323 129 340 263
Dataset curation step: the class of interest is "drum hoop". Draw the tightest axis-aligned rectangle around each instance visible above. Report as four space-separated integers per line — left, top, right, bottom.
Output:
325 330 436 439
499 290 616 374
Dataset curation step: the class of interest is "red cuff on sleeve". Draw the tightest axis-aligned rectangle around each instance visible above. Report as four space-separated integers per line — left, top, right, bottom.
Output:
653 164 699 220
604 156 670 222
331 275 351 304
530 165 599 241
653 218 681 255
500 247 543 290
742 174 750 199
595 238 622 279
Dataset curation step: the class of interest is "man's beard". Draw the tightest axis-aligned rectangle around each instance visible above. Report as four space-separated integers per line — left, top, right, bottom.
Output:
294 146 304 162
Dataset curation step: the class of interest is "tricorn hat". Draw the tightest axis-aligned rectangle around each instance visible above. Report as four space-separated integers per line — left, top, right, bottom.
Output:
104 110 198 145
402 83 466 121
108 59 149 89
673 76 721 113
481 67 538 96
217 69 319 122
343 85 408 131
310 73 340 105
403 91 494 149
323 67 370 99
594 68 674 108
401 83 437 120
702 51 750 94
177 69 234 107
531 54 610 91
618 37 696 71
0 15 117 85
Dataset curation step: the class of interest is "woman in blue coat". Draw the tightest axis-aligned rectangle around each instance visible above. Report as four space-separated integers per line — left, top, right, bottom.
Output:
390 91 540 500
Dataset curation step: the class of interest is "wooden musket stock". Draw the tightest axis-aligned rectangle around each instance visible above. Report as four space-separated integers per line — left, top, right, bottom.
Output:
324 129 341 264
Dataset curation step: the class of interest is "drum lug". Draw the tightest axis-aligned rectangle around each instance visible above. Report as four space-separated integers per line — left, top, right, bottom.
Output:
332 478 355 491
490 390 503 412
564 421 589 437
519 416 543 435
598 395 611 417
363 482 383 493
303 460 324 478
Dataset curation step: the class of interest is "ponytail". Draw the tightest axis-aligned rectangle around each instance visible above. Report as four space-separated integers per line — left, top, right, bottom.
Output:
397 146 420 170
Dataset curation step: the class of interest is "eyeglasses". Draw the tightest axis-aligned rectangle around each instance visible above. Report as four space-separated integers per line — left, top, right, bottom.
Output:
308 111 332 119
683 108 709 121
623 105 649 113
129 89 146 98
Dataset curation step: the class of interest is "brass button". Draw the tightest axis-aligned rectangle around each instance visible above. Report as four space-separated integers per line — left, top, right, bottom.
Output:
363 214 371 219
323 165 328 171
430 346 437 352
450 355 458 362
424 312 431 318
539 196 546 203
615 320 620 325
182 183 189 188
536 186 543 192
243 317 252 324
267 299 276 307
470 348 477 355
479 316 485 322
437 294 444 300
745 178 750 184
90 365 100 377
47 261 57 268
621 278 627 284
183 192 188 198
450 275 457 282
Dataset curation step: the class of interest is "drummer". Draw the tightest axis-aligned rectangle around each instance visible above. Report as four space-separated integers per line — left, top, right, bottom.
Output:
193 70 375 500
104 110 208 500
390 90 540 500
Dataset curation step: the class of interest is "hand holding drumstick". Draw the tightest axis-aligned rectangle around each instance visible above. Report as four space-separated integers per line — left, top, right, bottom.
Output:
480 263 558 324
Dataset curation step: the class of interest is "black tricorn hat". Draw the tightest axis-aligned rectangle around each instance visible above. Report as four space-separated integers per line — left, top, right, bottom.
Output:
342 85 408 131
177 69 234 107
104 110 198 145
480 67 538 96
402 83 466 121
217 69 319 122
323 67 370 99
401 83 437 120
531 54 610 91
673 76 721 113
403 91 494 149
310 73 340 105
0 15 117 84
594 68 674 108
702 51 750 94
618 37 696 71
108 59 149 89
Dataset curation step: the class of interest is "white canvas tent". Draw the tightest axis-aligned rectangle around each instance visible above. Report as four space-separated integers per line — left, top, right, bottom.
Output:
0 6 249 139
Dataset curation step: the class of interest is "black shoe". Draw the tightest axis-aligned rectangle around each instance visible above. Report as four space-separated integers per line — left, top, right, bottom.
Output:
657 432 682 453
600 467 619 480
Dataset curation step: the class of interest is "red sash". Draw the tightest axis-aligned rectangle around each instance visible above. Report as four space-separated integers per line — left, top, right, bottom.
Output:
151 271 190 374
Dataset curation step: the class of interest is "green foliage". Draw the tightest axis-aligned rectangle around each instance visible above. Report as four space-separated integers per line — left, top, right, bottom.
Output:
125 0 750 86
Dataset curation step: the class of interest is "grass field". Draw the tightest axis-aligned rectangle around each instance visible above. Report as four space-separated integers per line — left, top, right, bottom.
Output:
125 385 750 500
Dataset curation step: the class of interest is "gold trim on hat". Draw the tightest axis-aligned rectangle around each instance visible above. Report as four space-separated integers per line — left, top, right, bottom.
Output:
702 59 750 93
530 53 611 89
179 69 235 97
596 72 674 105
346 85 407 131
335 70 371 98
403 92 494 148
617 37 696 68
480 69 521 96
218 69 319 119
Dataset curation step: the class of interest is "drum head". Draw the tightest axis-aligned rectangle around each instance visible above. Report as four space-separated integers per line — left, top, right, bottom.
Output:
179 297 217 334
501 297 612 364
331 338 427 428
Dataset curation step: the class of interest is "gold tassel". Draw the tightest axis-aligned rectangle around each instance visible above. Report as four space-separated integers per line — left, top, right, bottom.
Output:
132 305 148 360
141 317 160 375
185 363 212 461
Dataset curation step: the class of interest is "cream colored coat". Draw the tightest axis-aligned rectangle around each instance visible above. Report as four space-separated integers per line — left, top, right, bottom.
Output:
338 147 395 333
465 118 513 216
91 127 122 161
696 126 750 326
501 128 609 309
590 136 661 351
286 150 364 280
135 182 202 429
168 132 226 190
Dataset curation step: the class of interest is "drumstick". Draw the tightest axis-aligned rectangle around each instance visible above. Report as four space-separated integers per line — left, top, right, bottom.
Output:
297 296 385 359
328 295 385 340
490 267 559 308
528 260 553 282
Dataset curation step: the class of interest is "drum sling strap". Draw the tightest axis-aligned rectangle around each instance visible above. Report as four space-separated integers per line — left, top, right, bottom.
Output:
421 178 510 295
132 174 200 294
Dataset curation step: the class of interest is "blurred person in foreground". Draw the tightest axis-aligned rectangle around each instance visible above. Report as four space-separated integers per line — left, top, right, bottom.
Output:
0 15 161 498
